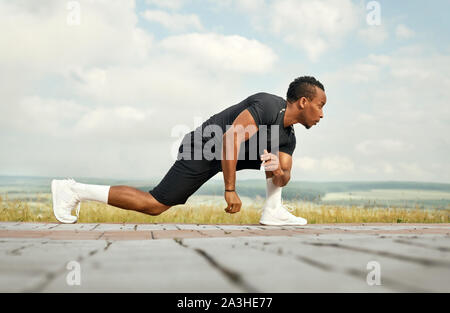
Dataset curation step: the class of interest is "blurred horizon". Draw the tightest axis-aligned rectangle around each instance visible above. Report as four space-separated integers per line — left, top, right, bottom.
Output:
2 174 449 210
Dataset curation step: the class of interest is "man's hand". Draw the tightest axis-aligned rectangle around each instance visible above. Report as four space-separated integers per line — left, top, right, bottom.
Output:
261 149 283 175
224 191 242 214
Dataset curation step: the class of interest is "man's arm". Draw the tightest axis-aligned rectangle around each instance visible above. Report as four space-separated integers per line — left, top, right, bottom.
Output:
262 151 292 187
222 109 258 213
271 152 292 187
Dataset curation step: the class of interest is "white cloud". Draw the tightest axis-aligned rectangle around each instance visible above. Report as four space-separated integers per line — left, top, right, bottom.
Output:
395 24 415 39
354 113 376 123
66 59 243 111
141 10 203 32
0 0 279 179
294 157 318 171
0 95 156 144
337 62 382 83
360 165 378 174
74 106 153 139
145 0 185 10
294 155 355 175
159 33 277 73
292 155 442 182
0 96 87 136
319 45 450 182
321 155 355 174
0 0 153 70
397 162 433 180
236 0 266 11
355 139 414 156
230 0 361 61
358 25 389 46
382 163 395 174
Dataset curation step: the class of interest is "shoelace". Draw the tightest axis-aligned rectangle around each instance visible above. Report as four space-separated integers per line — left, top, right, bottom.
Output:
281 199 295 213
75 202 81 218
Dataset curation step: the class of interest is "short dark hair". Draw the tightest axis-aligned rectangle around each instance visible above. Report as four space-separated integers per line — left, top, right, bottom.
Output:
286 76 324 102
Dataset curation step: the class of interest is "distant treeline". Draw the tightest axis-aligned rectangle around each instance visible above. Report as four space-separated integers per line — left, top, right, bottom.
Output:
192 180 450 202
1 176 449 204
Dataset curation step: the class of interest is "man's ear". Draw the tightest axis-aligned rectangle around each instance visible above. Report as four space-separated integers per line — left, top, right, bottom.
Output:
298 97 308 109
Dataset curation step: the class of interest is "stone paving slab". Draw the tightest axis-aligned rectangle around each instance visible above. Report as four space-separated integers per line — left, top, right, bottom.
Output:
179 236 389 292
0 222 448 240
0 239 107 292
387 236 450 251
236 235 450 292
43 239 238 293
1 234 449 292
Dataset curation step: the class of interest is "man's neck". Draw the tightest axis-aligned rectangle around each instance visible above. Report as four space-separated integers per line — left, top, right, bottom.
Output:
283 101 301 128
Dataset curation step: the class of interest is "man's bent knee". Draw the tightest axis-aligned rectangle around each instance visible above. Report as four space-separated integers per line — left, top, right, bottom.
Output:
142 194 171 216
143 205 170 216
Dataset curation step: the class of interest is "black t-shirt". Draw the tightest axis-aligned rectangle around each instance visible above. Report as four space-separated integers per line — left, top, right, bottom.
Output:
178 92 296 171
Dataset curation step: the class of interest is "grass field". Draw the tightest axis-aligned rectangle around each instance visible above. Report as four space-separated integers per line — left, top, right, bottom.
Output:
1 193 448 224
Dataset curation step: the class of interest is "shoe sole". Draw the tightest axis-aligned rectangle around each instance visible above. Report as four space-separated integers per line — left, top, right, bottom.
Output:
260 213 307 226
259 219 307 226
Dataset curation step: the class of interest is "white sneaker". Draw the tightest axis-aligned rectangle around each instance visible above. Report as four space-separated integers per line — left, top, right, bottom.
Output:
259 201 307 226
51 178 81 224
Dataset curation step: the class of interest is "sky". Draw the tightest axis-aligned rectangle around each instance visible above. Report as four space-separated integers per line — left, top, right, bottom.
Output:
0 0 449 183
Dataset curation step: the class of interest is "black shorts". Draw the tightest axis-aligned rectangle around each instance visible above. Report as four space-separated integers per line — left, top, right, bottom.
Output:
149 158 261 207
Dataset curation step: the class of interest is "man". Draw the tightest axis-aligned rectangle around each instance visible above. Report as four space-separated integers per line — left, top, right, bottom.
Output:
52 76 326 225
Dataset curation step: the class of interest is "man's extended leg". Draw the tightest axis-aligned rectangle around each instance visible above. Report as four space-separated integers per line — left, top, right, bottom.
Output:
52 179 171 223
71 181 171 215
107 185 170 216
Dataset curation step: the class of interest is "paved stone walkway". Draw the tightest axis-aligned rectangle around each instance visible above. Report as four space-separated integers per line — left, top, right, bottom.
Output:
0 222 449 292
1 222 449 240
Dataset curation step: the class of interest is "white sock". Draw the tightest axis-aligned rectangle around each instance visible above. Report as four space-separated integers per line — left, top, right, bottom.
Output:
71 182 110 204
264 177 282 208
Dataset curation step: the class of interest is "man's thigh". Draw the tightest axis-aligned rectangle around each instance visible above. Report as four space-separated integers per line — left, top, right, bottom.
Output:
149 159 219 206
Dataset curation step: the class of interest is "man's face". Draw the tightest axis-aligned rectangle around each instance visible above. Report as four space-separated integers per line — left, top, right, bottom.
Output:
302 87 326 129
